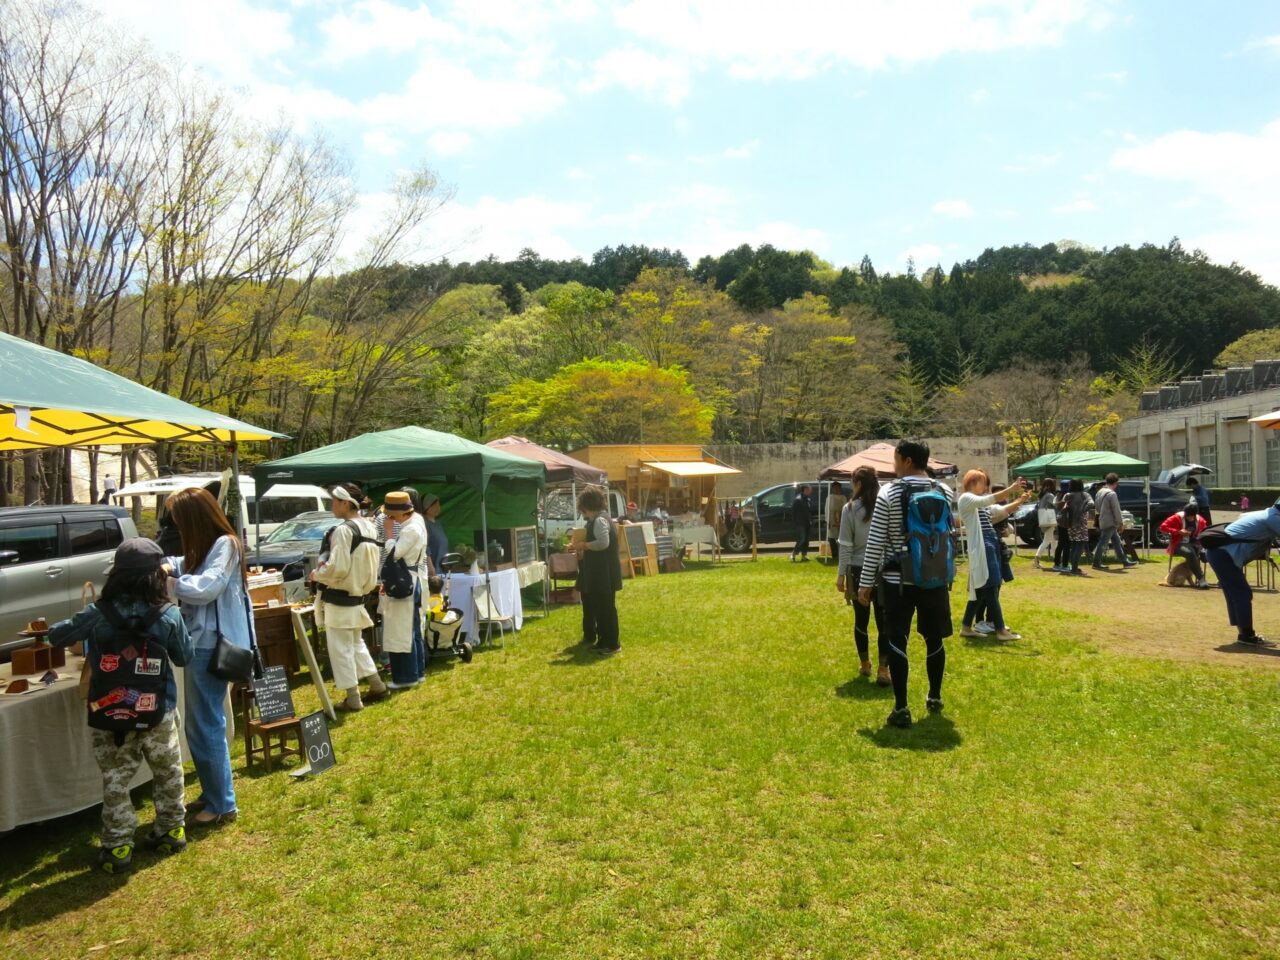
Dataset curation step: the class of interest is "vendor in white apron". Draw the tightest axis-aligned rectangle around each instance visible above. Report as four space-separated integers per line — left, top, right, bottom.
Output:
311 483 389 712
379 491 426 689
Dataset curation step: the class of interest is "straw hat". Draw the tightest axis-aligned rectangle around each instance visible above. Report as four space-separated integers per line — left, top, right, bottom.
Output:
383 490 413 512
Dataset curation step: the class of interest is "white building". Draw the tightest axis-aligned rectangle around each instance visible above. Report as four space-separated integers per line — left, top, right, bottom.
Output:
1117 361 1280 487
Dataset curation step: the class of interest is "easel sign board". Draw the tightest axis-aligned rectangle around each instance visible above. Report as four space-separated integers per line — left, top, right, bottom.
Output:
624 525 647 559
514 527 539 566
296 711 336 777
251 665 296 723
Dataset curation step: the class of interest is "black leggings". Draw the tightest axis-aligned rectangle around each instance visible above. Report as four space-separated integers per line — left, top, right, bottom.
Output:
1053 526 1070 567
581 590 619 650
879 584 949 711
1175 544 1204 580
849 565 887 664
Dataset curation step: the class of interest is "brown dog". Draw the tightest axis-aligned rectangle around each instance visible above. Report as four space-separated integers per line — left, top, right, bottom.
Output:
1160 560 1197 588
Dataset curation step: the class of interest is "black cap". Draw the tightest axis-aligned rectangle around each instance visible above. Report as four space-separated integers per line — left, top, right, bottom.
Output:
115 537 165 572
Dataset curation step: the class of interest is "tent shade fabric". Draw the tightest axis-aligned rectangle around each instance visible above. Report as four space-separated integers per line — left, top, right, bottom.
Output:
1249 409 1280 429
0 331 283 449
643 460 741 478
819 443 958 481
487 436 606 486
1014 450 1149 481
254 426 544 493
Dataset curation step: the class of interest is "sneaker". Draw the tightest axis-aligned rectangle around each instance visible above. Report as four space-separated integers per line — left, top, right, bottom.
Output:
596 646 621 657
98 843 133 874
385 681 416 690
143 825 187 854
1091 563 1106 570
994 630 1022 641
925 696 944 713
975 622 995 636
1123 561 1138 568
1238 634 1275 648
886 707 913 728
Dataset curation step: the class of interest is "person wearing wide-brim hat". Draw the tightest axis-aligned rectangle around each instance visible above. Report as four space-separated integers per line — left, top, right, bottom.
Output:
379 490 427 689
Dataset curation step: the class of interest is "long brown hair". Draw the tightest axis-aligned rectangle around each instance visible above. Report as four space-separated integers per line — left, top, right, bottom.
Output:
167 487 243 574
852 466 879 517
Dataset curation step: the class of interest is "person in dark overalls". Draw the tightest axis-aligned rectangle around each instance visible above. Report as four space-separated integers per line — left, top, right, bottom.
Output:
791 485 813 562
574 486 623 656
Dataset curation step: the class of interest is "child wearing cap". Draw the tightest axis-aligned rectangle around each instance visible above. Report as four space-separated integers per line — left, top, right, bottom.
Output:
48 538 194 873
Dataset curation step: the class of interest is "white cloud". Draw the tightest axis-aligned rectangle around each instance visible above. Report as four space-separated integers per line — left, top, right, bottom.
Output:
900 243 943 269
1111 119 1280 280
581 47 691 105
1052 198 1097 214
430 195 591 261
1001 152 1062 173
362 130 404 157
970 87 990 103
932 198 974 218
723 138 761 159
359 61 563 132
610 0 1110 78
427 131 474 156
565 166 590 181
1097 70 1127 82
1245 35 1280 54
318 1 464 62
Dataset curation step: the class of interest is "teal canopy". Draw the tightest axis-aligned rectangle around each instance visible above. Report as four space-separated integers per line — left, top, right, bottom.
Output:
253 427 544 553
1014 450 1149 481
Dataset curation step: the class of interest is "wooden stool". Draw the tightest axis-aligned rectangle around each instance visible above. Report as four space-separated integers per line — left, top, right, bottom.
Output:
245 716 304 771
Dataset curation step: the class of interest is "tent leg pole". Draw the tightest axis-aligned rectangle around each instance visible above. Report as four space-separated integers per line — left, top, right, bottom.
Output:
481 492 495 648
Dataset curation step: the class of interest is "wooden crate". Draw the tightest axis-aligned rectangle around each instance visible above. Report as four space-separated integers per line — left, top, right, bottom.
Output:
253 605 299 674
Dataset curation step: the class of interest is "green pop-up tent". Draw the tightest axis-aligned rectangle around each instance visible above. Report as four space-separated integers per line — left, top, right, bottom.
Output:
254 427 545 634
1014 450 1150 481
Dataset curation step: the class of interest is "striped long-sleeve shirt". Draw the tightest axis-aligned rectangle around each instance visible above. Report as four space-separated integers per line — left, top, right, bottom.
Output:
857 476 956 591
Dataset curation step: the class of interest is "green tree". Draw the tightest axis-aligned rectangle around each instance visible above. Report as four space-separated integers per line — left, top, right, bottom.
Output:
486 360 712 449
1215 328 1280 367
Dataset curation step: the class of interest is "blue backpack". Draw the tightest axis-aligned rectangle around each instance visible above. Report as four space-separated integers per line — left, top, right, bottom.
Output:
897 483 955 590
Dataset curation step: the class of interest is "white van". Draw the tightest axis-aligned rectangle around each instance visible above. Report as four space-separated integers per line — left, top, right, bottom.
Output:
542 488 627 543
113 472 331 546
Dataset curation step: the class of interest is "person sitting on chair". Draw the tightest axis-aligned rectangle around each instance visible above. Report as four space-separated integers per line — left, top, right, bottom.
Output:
1160 503 1209 589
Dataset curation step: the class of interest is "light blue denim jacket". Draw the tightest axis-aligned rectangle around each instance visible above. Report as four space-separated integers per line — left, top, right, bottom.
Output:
167 536 256 652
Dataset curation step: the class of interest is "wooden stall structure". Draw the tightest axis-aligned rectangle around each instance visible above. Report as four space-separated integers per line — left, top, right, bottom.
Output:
567 444 740 519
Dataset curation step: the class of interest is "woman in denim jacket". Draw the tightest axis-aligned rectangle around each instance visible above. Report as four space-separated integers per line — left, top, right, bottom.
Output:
161 487 254 828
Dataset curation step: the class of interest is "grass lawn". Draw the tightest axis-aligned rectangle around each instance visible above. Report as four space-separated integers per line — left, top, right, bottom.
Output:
3 556 1279 959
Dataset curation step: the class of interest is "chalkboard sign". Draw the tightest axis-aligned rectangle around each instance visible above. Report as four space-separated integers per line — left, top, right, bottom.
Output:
251 665 295 723
514 526 538 566
299 711 336 776
624 524 647 559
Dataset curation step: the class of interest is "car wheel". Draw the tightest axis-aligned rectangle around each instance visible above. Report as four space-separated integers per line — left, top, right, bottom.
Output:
724 527 752 552
1018 526 1042 548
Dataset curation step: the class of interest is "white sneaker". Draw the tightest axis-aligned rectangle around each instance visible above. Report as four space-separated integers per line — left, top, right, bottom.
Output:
975 622 995 635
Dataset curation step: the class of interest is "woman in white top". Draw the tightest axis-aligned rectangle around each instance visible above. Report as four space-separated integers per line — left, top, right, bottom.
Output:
835 467 889 685
957 469 1029 641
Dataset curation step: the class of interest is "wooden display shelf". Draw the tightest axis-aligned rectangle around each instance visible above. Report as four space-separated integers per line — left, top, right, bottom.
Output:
11 642 66 676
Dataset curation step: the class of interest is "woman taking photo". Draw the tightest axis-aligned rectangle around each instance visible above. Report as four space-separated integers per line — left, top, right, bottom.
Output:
162 487 253 828
836 466 889 685
958 470 1029 641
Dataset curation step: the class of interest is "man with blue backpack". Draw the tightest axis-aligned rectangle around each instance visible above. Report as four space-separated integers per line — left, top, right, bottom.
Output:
857 440 956 729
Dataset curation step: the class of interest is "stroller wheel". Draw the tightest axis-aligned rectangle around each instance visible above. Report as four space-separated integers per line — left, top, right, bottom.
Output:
458 642 474 664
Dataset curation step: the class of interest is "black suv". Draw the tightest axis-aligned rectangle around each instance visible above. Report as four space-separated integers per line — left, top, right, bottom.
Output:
1012 480 1188 547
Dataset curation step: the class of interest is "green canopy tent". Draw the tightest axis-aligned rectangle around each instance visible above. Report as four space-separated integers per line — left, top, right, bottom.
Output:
253 427 545 641
1014 450 1149 481
0 330 284 514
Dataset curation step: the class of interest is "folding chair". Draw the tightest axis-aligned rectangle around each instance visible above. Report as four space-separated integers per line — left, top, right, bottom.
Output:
473 583 516 647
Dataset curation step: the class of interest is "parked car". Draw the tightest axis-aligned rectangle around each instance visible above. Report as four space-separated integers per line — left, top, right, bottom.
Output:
0 505 138 657
249 511 340 581
723 481 842 552
542 489 627 544
1012 480 1188 547
112 473 330 546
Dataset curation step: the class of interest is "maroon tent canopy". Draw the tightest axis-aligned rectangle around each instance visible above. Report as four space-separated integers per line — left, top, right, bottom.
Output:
486 436 607 486
819 442 959 481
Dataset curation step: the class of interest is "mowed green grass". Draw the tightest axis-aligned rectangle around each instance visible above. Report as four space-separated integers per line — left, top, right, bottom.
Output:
3 558 1279 959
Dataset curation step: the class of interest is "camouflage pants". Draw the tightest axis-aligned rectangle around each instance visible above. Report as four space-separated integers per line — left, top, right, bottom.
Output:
91 710 185 847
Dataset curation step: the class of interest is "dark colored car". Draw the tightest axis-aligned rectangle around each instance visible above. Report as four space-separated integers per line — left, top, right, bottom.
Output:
724 481 841 552
1013 480 1188 547
249 510 339 581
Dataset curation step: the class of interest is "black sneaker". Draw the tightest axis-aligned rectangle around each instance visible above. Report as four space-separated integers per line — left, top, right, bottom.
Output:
1238 634 1275 647
926 697 944 713
98 843 133 874
142 825 187 854
886 707 913 728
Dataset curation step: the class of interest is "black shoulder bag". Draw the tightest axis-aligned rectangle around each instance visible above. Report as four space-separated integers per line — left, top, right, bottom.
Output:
208 570 263 684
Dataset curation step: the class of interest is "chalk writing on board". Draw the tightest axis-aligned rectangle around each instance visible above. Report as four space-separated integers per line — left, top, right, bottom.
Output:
251 665 296 723
624 524 647 559
299 711 336 775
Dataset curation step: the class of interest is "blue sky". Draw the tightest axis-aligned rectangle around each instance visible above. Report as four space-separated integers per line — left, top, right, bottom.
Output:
97 0 1280 281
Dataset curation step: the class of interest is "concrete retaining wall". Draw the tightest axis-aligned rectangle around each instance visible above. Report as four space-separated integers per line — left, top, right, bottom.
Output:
706 437 1009 499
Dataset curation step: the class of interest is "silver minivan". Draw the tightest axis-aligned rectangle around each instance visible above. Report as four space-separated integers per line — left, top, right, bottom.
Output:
0 505 139 656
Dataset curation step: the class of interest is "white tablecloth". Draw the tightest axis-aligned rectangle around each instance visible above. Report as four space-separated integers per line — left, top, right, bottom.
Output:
446 567 524 642
672 524 720 555
516 561 547 589
1 657 233 833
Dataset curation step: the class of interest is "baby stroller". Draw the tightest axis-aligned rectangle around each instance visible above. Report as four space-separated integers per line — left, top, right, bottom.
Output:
426 554 473 664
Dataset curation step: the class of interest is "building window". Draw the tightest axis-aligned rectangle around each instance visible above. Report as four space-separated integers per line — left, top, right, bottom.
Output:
1172 447 1187 466
1199 445 1218 477
1147 449 1162 479
1231 442 1253 486
1267 438 1280 485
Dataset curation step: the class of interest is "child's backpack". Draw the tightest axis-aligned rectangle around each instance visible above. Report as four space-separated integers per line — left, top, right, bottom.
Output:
87 603 173 733
897 482 955 590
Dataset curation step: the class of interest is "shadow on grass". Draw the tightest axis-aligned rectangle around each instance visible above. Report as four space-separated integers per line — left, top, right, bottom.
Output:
548 642 611 667
833 678 892 701
856 713 962 752
1213 641 1280 658
962 635 1043 657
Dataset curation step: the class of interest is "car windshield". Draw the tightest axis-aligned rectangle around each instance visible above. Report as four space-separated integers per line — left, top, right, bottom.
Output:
263 515 337 543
